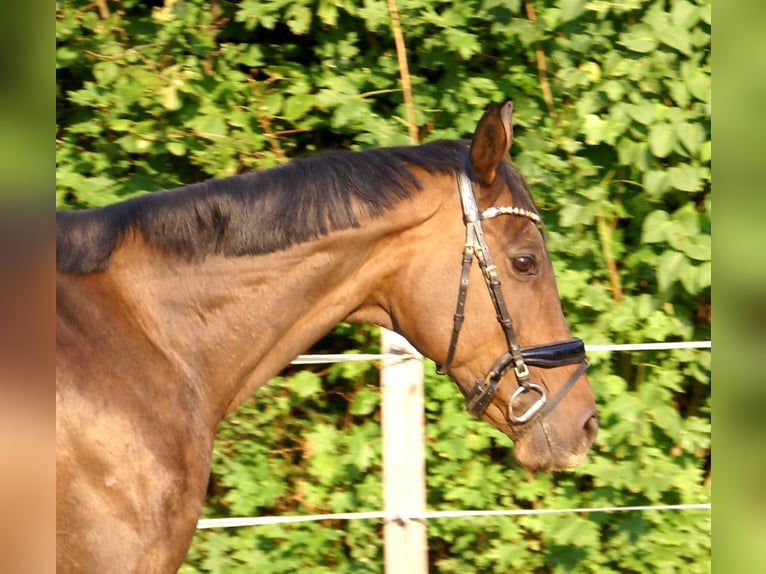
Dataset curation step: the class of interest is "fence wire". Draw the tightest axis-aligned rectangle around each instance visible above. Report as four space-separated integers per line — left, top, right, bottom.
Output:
198 503 711 530
290 340 711 365
199 339 711 530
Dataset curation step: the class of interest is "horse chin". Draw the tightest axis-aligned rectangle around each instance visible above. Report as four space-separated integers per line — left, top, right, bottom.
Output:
509 423 590 472
483 405 591 471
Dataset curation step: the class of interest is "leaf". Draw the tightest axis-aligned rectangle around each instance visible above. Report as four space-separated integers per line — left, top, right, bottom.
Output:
680 235 710 261
623 101 655 125
108 118 133 132
349 387 379 416
283 93 314 121
559 0 587 23
160 85 182 111
549 514 601 547
673 202 702 235
659 26 692 55
668 164 703 192
675 122 704 155
288 370 322 398
615 137 635 167
696 260 711 290
258 92 283 116
285 4 312 34
506 18 537 47
657 250 685 292
682 63 711 103
680 261 711 295
235 0 276 30
237 45 264 67
671 0 701 29
668 79 690 108
115 134 147 154
56 45 80 68
317 0 340 26
331 99 368 128
642 210 670 243
619 24 659 53
327 491 354 514
602 79 625 102
635 294 655 319
93 61 119 84
189 114 228 138
679 259 702 294
651 404 682 440
582 113 606 145
643 170 670 197
648 123 676 158
558 203 582 228
446 28 481 59
166 141 187 156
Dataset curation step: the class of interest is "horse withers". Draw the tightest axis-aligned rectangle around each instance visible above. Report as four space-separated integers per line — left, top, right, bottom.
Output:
56 101 597 572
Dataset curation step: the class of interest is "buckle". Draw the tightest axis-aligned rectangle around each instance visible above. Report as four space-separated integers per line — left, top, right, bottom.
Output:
464 377 499 418
514 362 529 381
507 383 547 424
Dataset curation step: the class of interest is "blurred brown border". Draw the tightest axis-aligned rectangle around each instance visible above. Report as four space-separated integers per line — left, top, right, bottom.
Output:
0 1 55 572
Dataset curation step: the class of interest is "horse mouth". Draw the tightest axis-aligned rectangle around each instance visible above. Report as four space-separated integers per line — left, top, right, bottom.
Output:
509 413 597 472
512 442 589 472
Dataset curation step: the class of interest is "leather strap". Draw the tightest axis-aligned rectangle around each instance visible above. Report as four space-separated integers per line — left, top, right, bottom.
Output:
442 167 588 424
521 338 585 368
437 246 474 376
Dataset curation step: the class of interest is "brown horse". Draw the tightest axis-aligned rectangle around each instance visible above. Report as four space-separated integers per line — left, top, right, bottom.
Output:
56 102 597 572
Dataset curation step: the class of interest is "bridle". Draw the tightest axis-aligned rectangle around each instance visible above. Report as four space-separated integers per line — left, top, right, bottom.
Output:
438 168 589 431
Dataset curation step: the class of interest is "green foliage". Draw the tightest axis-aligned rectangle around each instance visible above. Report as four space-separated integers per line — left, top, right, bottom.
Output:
57 0 710 571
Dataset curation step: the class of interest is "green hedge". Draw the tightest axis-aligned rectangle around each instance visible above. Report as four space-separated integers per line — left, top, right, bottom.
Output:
57 0 711 571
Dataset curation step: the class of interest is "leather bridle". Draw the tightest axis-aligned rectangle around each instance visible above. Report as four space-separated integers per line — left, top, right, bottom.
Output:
438 168 589 430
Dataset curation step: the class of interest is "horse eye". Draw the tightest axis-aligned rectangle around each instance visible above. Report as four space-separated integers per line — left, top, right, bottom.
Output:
512 255 536 274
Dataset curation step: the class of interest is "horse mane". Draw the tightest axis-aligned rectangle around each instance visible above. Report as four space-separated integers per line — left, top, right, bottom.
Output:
56 140 538 274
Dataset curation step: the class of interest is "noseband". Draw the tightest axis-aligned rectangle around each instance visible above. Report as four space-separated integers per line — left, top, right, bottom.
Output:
439 169 588 429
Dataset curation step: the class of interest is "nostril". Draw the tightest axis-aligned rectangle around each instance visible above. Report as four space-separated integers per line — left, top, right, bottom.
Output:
583 414 599 442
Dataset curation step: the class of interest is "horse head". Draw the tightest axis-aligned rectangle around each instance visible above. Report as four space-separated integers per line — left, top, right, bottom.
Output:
384 102 597 471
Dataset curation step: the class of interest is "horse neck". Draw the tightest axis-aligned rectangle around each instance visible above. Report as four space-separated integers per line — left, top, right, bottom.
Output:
99 187 445 419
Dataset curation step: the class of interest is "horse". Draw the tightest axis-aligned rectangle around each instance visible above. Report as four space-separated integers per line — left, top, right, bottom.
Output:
56 101 598 572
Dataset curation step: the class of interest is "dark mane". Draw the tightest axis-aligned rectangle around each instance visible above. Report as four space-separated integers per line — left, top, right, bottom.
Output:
56 140 538 274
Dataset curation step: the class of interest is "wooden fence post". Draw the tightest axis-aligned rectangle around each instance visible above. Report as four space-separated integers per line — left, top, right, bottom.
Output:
380 329 428 574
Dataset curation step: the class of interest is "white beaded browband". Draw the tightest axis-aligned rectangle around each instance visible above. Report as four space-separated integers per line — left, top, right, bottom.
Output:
455 170 542 225
480 205 541 224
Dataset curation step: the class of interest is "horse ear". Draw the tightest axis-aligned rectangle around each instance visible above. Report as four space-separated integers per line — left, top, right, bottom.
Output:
469 101 513 187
